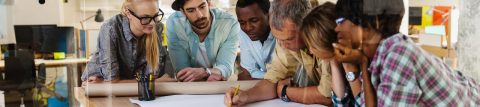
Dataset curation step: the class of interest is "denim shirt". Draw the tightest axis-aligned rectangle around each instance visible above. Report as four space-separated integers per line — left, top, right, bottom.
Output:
81 14 173 81
239 31 276 79
166 8 240 78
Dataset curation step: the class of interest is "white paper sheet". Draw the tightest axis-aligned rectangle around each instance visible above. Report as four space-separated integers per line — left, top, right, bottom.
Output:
129 94 326 107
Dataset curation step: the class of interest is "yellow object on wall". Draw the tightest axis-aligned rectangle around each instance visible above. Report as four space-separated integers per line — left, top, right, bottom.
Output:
420 6 433 29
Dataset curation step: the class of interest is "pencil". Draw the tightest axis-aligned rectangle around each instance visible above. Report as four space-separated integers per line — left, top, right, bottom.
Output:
229 84 240 107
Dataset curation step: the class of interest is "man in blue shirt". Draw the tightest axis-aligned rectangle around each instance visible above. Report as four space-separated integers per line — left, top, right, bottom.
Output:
236 0 275 80
167 0 240 82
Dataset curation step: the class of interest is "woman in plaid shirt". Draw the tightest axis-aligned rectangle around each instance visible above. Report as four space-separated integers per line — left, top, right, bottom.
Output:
302 0 480 106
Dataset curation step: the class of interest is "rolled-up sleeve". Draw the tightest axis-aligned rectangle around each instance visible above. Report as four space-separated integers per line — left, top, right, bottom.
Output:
213 21 240 78
317 61 333 97
81 54 101 81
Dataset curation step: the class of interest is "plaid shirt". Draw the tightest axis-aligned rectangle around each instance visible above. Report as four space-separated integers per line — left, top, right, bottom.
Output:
332 87 364 107
333 33 480 106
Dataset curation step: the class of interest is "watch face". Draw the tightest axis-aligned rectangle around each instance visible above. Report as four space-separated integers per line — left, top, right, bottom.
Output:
347 72 355 81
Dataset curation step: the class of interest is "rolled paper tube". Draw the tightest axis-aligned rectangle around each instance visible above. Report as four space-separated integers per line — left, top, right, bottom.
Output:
85 80 260 97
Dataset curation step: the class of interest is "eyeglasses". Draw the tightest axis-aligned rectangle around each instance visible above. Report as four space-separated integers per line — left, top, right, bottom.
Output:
128 9 165 25
335 17 346 25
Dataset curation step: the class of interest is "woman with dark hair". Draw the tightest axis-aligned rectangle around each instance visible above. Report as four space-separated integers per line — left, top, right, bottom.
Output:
327 0 480 106
300 2 368 106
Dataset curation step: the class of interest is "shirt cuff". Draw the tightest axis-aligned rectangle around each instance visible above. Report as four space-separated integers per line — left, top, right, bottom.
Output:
213 65 231 79
331 91 350 105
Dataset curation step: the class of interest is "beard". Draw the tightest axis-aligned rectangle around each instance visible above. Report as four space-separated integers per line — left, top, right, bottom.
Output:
192 17 209 29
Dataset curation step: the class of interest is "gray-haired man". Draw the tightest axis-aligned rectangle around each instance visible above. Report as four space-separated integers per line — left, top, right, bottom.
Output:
224 0 333 106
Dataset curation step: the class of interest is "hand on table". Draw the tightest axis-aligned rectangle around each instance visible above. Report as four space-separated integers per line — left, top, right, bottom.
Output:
207 73 225 81
81 76 104 87
176 67 209 82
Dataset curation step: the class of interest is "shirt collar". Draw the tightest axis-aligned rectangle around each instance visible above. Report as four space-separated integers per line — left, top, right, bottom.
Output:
266 32 275 41
205 9 217 40
121 15 136 41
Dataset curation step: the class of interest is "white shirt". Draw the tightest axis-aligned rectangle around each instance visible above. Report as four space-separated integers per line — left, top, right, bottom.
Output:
196 42 211 68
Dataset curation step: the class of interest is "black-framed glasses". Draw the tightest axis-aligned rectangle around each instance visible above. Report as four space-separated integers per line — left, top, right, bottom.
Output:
335 17 345 25
128 9 165 25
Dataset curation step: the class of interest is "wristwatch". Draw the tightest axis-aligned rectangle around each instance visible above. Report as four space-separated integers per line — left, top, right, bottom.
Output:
346 71 360 81
280 85 290 102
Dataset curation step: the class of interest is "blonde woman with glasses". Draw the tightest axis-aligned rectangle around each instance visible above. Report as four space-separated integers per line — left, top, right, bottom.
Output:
81 0 174 85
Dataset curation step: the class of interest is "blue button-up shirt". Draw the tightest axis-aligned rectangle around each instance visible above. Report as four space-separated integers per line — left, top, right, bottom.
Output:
239 31 276 79
166 8 240 78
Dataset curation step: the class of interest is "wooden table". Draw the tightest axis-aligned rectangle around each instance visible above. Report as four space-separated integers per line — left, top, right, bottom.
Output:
75 87 138 107
0 58 89 107
74 80 260 107
74 80 327 107
0 58 88 68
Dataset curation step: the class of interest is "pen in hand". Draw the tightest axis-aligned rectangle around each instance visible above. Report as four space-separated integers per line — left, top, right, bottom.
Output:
229 84 240 107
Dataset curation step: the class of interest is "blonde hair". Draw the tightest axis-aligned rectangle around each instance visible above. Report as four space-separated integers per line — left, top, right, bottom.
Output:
300 2 337 52
122 0 160 74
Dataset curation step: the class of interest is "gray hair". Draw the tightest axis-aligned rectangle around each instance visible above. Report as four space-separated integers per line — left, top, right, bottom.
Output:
270 0 311 31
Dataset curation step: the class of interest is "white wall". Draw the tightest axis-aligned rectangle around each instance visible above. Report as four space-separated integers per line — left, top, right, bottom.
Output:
457 0 480 81
78 0 122 29
0 0 121 45
0 1 15 44
13 0 62 25
401 0 409 35
1 0 65 45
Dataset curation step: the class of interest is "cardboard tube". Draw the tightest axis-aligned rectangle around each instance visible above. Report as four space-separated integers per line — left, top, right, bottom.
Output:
85 80 260 97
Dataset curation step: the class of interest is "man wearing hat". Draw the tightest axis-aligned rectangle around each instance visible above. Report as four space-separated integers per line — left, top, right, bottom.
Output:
166 0 240 82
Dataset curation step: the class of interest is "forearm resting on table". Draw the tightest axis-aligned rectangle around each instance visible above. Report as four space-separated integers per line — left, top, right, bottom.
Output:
287 86 332 105
243 80 277 103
